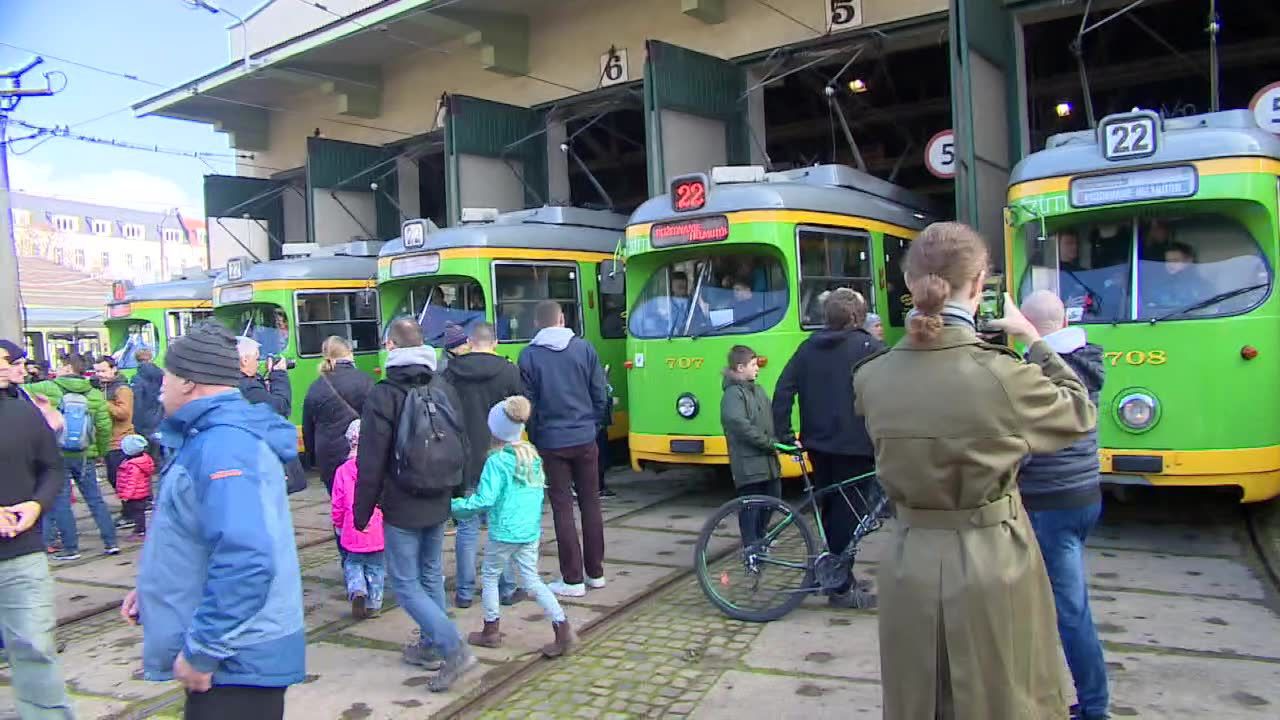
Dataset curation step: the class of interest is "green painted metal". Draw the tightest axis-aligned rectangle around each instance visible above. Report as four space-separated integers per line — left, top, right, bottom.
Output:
643 40 749 196
305 137 400 241
444 94 548 214
204 174 286 259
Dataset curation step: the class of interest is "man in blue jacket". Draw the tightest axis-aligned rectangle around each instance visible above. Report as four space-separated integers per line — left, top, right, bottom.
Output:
120 323 305 720
517 300 610 598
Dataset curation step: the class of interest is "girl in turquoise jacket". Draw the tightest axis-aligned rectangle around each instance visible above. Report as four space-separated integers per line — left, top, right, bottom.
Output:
451 396 576 658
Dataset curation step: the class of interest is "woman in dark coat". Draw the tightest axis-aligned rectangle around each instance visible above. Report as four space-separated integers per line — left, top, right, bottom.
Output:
303 336 374 493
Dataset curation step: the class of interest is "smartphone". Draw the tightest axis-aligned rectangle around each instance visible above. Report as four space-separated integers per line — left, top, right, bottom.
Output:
975 274 1005 334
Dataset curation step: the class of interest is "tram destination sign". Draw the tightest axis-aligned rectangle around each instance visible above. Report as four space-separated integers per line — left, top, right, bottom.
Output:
1070 166 1197 208
651 215 730 248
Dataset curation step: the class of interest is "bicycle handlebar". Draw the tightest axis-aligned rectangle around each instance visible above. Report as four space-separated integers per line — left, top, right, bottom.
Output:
773 442 802 454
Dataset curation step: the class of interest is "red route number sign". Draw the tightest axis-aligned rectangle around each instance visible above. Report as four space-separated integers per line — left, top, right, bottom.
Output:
670 175 708 212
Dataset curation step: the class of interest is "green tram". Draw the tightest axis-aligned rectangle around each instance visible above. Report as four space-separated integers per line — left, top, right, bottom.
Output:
104 273 217 374
212 242 383 428
377 207 630 440
1006 109 1280 502
623 165 934 477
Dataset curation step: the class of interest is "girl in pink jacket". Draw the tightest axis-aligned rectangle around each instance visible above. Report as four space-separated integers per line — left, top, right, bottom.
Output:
331 419 384 619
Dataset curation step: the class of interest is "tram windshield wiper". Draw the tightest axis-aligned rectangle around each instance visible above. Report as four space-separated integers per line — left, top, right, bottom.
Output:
1150 282 1268 323
689 305 785 339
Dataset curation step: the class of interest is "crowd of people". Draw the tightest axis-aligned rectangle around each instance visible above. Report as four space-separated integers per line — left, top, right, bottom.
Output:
0 219 1117 720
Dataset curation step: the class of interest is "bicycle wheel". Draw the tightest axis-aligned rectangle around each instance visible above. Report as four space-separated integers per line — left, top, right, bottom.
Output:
693 494 818 622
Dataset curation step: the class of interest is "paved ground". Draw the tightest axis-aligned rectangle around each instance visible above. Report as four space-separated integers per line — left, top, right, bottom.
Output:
2 469 1279 719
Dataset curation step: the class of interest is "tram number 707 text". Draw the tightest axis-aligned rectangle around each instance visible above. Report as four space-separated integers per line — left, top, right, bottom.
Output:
666 357 705 370
1104 350 1167 367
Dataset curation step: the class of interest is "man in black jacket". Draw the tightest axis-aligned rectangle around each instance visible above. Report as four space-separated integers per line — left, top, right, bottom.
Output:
0 341 75 716
355 318 473 692
442 322 524 608
772 288 882 608
237 336 305 493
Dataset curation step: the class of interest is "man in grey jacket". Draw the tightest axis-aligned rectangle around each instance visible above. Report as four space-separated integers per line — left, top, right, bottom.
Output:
517 301 609 598
1019 290 1109 720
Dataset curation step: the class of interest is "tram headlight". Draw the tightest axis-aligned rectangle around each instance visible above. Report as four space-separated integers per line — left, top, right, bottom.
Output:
676 393 699 419
1117 393 1158 431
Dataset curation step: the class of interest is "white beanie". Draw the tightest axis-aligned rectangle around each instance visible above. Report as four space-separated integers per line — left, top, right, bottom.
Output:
487 400 524 443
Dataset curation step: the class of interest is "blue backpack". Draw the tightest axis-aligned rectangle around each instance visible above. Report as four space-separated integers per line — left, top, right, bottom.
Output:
59 391 95 453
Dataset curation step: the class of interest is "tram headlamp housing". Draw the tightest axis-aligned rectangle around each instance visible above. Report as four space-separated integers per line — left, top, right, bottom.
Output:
1117 392 1158 432
676 393 699 419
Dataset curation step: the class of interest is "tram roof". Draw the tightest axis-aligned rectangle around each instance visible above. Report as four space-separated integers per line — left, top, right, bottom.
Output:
1010 110 1280 185
213 241 382 286
629 164 936 231
111 272 217 305
380 206 626 257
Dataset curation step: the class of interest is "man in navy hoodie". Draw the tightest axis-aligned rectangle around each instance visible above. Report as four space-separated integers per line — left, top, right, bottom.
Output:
1019 290 1109 720
518 300 610 598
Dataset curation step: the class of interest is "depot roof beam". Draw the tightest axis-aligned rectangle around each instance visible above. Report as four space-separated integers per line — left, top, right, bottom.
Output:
268 62 383 118
682 0 726 25
430 8 530 76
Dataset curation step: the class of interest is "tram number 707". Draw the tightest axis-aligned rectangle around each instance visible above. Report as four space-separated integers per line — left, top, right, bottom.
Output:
666 357 705 370
1104 350 1167 367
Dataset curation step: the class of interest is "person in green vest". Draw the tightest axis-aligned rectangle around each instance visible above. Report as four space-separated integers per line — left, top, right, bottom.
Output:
26 353 119 560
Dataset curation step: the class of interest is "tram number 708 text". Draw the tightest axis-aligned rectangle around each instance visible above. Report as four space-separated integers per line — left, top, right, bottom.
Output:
666 357 705 370
1104 350 1167 367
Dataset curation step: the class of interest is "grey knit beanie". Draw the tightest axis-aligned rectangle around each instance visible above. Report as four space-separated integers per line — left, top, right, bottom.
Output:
164 321 243 387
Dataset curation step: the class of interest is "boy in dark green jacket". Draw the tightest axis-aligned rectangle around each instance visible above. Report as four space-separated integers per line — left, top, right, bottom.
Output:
26 354 119 559
720 345 781 545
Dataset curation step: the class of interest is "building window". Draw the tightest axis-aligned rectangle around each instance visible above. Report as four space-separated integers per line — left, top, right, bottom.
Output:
162 228 182 244
123 224 144 240
53 247 64 264
797 226 874 329
100 252 110 270
144 256 153 272
295 291 380 356
493 263 581 342
53 215 78 233
126 254 134 267
12 209 30 227
91 219 113 236
74 249 86 269
197 229 208 244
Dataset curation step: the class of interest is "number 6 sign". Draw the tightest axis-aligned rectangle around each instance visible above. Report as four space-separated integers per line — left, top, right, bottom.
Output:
925 129 956 180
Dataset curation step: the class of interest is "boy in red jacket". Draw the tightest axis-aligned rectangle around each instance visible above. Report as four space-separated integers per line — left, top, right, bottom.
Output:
117 434 154 540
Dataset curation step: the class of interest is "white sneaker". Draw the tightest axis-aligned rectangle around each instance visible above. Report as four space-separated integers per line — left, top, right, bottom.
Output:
547 580 586 597
585 576 607 589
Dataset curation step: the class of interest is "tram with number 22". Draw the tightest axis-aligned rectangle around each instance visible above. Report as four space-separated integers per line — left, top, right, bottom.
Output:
1007 109 1280 502
623 164 935 477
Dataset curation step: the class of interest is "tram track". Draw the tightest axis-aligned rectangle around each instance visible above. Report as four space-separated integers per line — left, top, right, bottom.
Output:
1242 503 1280 598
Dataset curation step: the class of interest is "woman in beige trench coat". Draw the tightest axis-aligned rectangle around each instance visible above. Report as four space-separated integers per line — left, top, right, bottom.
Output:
853 222 1097 719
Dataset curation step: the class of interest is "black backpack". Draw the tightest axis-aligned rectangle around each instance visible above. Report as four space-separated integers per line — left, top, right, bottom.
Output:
392 379 467 495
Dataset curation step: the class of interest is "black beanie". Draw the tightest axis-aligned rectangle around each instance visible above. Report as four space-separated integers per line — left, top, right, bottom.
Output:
164 321 243 387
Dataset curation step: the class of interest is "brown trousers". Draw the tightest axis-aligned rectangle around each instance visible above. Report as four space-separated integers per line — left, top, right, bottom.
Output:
541 441 605 584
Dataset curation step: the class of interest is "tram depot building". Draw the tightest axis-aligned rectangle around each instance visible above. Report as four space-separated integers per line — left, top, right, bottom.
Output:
133 0 1280 267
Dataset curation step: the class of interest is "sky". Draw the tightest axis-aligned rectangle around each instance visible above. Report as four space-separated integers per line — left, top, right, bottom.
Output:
2 0 263 214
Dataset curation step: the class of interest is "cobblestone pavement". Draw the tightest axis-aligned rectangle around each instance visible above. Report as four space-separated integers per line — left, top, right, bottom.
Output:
3 471 1280 719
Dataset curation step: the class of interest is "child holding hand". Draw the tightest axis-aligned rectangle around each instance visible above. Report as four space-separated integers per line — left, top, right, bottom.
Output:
331 419 385 619
452 396 575 658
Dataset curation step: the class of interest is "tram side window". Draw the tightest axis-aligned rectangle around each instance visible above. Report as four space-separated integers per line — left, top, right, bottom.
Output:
883 236 911 327
598 263 626 339
402 280 486 346
165 310 214 343
296 292 381 356
797 228 873 329
494 264 581 342
1019 222 1133 323
1136 214 1269 320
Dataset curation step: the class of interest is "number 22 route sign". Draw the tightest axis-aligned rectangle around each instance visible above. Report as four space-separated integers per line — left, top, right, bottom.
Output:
925 129 956 180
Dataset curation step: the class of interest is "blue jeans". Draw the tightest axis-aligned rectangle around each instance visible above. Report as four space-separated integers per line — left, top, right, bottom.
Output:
343 551 386 611
482 539 564 624
384 523 460 654
43 456 118 552
454 515 516 604
1028 502 1109 720
0 552 75 718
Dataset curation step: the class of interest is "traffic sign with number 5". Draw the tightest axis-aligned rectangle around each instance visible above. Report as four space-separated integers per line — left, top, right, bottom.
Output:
925 129 956 180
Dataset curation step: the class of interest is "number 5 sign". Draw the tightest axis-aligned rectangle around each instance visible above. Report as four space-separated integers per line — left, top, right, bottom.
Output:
1250 81 1280 135
925 129 956 180
827 0 864 33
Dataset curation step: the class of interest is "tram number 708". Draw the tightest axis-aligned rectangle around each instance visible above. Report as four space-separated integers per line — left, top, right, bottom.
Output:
1104 350 1167 367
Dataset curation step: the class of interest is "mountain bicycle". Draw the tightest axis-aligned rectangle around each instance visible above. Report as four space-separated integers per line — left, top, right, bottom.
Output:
693 443 888 622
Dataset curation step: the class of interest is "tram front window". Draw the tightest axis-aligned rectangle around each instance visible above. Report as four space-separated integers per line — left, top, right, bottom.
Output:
165 310 214 344
629 251 788 339
110 321 157 368
1020 208 1270 322
397 279 486 346
229 304 290 356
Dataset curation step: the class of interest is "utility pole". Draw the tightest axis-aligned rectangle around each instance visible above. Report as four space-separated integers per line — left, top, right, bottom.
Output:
0 57 56 342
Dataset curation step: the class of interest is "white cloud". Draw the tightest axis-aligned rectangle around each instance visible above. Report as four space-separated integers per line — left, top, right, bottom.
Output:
8 157 201 215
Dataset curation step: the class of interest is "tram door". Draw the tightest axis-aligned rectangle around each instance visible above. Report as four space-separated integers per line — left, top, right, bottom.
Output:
643 40 750 196
950 0 1022 265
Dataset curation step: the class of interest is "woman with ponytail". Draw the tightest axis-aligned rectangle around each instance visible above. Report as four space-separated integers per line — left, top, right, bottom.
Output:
853 222 1097 719
303 335 373 493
